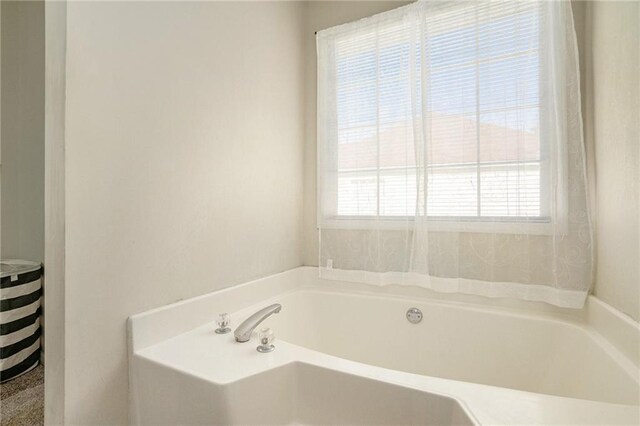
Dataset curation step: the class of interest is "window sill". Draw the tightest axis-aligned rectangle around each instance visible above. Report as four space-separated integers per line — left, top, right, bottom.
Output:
319 216 567 236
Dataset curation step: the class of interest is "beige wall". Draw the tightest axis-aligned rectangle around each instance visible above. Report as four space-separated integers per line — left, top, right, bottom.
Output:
44 1 66 423
63 2 304 423
590 1 640 321
1 1 45 263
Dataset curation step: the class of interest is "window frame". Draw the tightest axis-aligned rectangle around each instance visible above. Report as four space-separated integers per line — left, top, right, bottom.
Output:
317 1 569 236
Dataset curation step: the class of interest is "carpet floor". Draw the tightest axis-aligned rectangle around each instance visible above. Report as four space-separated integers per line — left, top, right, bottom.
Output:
0 365 44 426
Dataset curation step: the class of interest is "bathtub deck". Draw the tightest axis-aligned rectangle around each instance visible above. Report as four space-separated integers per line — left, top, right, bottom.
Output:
134 320 639 425
128 267 640 425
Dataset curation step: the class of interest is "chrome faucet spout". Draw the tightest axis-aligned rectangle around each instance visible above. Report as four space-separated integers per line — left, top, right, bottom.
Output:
234 303 282 343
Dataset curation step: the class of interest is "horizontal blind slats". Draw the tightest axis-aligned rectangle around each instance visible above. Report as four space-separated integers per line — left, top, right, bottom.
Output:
324 1 543 220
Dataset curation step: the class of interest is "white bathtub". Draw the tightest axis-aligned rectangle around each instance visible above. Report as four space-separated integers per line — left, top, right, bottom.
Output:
129 267 640 425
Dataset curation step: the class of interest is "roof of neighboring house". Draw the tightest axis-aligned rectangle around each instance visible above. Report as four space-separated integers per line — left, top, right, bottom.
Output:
337 111 540 170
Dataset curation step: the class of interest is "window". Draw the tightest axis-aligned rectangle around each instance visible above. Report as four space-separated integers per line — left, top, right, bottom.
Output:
318 1 556 232
316 1 591 306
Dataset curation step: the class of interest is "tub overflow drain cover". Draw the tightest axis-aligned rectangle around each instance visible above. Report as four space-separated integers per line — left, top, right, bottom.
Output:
406 308 423 324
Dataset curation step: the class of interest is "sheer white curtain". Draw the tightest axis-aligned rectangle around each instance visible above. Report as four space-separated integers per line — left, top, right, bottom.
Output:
316 0 593 308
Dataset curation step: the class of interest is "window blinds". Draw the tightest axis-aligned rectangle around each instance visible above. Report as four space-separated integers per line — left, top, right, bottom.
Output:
323 1 544 221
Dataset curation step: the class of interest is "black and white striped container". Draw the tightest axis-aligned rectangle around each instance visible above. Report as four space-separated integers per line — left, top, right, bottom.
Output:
0 260 42 383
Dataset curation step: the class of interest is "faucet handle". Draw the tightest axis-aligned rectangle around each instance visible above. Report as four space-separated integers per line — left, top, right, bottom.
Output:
256 328 275 353
215 313 231 334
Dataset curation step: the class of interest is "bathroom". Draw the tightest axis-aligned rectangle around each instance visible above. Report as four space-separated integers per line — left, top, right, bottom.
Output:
0 0 638 425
